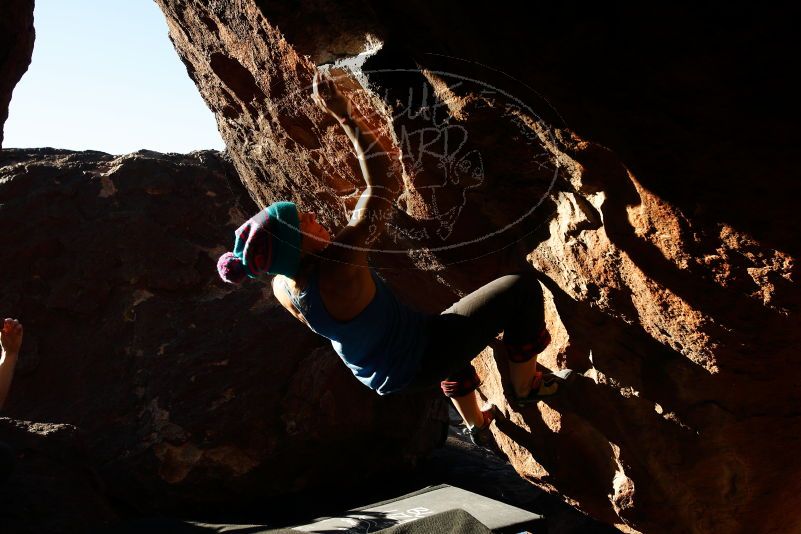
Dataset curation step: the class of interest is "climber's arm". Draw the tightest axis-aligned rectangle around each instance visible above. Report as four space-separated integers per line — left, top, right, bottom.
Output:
271 276 310 327
329 115 400 268
0 319 23 410
312 71 402 278
0 351 17 410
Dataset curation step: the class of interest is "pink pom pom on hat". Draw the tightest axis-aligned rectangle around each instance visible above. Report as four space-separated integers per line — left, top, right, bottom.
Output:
216 201 302 285
217 252 248 285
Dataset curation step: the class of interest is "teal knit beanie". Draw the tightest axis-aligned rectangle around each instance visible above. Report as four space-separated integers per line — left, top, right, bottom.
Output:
217 201 302 283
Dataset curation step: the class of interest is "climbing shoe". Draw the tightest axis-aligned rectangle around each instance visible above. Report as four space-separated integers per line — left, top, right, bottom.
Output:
463 404 501 455
515 369 573 408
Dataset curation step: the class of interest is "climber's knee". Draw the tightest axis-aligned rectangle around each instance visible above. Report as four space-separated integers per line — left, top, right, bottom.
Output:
440 366 481 398
505 327 551 363
509 270 542 298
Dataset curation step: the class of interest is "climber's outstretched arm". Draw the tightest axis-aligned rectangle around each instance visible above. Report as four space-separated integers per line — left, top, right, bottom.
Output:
312 71 402 277
0 319 23 410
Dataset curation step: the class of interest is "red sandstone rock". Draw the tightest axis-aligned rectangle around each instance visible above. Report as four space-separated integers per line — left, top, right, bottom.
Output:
153 2 800 532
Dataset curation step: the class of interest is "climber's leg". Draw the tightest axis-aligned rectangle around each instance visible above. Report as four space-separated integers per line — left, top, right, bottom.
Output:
439 365 500 452
506 324 554 398
407 271 552 412
451 392 485 429
509 358 539 398
439 365 485 428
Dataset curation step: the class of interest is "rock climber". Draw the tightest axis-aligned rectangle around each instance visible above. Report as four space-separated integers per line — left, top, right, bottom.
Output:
216 71 563 451
1 317 23 481
0 318 22 410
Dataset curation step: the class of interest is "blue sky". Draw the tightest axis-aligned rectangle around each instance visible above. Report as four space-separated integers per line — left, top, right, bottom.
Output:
3 0 225 154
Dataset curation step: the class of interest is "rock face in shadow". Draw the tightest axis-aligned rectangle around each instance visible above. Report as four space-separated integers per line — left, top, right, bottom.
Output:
0 417 119 533
0 0 34 148
153 2 799 532
0 149 447 530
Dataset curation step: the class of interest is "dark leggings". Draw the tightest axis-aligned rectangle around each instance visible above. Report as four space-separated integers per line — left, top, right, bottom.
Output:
405 271 550 397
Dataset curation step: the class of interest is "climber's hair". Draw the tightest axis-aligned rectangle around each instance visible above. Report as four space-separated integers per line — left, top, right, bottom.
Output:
282 253 318 298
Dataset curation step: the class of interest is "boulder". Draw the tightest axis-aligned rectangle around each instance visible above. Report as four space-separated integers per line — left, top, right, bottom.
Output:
0 148 447 525
0 417 119 533
153 2 800 532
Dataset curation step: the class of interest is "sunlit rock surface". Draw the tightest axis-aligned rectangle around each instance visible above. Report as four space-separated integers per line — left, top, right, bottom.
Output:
154 2 799 532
